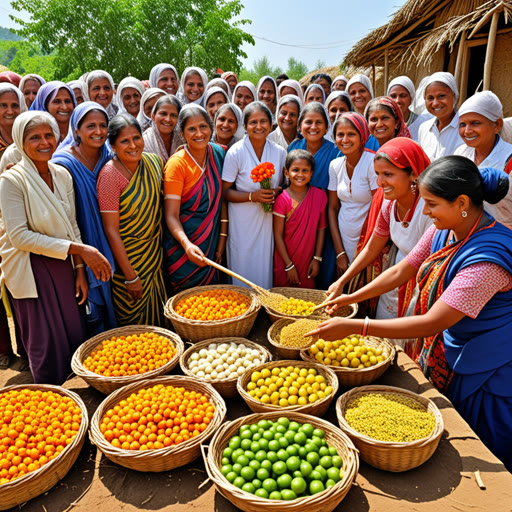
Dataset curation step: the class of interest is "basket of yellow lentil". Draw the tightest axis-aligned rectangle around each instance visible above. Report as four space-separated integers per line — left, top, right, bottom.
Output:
164 285 261 342
267 318 320 360
261 287 357 323
336 385 444 472
300 335 395 387
237 360 338 417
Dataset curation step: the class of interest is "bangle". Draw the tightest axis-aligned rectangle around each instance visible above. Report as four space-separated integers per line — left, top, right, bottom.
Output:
75 264 85 269
361 316 370 337
124 275 139 285
336 251 346 259
285 263 295 272
313 256 322 262
219 233 228 237
220 219 229 223
249 192 252 202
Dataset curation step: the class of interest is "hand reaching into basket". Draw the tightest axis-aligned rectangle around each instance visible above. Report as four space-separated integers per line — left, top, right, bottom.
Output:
305 317 359 341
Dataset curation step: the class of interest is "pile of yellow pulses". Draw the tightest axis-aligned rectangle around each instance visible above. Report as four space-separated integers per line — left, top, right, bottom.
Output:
345 393 436 442
278 298 316 316
279 319 320 348
246 366 333 407
260 292 288 311
83 333 176 377
308 335 390 368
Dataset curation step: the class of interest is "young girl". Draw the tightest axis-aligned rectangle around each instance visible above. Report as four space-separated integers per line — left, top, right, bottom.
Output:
273 149 327 288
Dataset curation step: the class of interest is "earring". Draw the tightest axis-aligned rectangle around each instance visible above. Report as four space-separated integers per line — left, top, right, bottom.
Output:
461 210 468 218
75 135 81 146
410 182 417 194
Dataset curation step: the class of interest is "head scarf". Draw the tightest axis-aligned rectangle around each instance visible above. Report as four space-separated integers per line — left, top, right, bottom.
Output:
347 74 374 98
304 83 326 104
0 71 22 87
179 67 208 106
325 91 353 114
331 75 348 90
376 137 430 177
12 111 59 161
366 96 411 139
149 63 180 90
136 87 166 131
213 102 245 143
424 72 458 105
29 81 76 112
277 94 303 114
58 101 109 151
221 71 238 85
256 76 277 101
82 70 115 103
459 91 503 122
207 77 231 98
116 76 145 114
335 112 370 146
233 80 257 103
387 76 415 101
67 80 85 94
277 79 304 103
19 74 46 93
204 86 230 110
0 83 27 114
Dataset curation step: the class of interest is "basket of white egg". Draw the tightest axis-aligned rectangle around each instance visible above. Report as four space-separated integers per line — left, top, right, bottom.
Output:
179 338 273 398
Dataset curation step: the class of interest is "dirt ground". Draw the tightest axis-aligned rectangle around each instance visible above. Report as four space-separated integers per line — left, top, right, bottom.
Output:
1 312 511 512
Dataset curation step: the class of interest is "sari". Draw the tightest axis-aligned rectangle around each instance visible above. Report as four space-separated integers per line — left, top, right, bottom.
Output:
111 153 166 326
164 143 225 292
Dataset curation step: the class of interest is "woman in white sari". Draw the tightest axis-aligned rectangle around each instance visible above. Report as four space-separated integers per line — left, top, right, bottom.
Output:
267 94 302 150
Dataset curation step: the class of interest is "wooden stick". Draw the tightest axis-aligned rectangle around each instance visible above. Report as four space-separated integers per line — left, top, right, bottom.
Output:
483 10 500 90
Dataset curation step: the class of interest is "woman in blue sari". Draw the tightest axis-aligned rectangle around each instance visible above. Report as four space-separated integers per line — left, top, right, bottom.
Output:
52 102 117 334
309 157 512 470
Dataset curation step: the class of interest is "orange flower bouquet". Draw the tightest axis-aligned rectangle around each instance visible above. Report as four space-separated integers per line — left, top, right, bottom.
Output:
250 162 275 212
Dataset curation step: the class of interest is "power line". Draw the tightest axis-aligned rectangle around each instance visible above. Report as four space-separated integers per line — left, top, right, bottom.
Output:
252 35 359 50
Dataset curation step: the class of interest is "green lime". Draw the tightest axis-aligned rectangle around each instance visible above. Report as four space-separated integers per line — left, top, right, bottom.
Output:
221 464 233 476
293 470 302 479
276 424 286 434
277 473 292 489
318 446 329 457
232 463 242 475
314 465 327 481
262 478 277 493
225 471 237 483
319 456 332 469
232 448 244 462
286 456 300 472
291 476 307 494
241 466 255 481
294 432 307 446
277 417 290 429
258 438 269 451
241 439 252 450
278 436 289 449
305 442 319 453
325 478 336 488
244 450 255 460
223 447 233 459
250 424 259 434
274 432 283 440
277 449 288 462
327 467 340 482
240 429 252 440
268 439 280 452
299 460 313 477
242 482 255 494
257 467 270 480
306 451 319 466
266 420 274 428
300 423 314 437
332 455 343 468
329 446 338 456
261 459 273 471
236 455 249 468
309 480 325 495
312 428 325 438
272 460 287 475
249 459 260 471
311 436 323 449
257 419 269 430
310 470 323 481
267 451 278 463
298 446 307 458
269 491 282 500
251 441 260 453
233 476 246 488
252 478 262 489
284 430 296 443
263 430 274 441
289 421 300 431
253 432 262 441
229 436 241 450
281 489 297 500
221 456 230 465
286 445 298 457
255 488 269 499
255 450 267 462
240 425 251 434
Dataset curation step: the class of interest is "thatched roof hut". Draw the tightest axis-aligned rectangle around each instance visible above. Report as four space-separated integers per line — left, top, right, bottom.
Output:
344 0 512 114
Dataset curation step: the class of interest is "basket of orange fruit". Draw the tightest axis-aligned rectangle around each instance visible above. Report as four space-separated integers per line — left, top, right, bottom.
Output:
164 285 261 342
71 325 184 395
0 384 88 510
89 375 226 472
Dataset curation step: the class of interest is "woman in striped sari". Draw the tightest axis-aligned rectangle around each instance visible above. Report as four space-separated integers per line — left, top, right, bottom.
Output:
97 113 166 326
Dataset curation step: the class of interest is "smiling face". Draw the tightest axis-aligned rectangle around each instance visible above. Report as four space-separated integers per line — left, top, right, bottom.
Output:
22 79 41 108
300 111 327 144
206 92 227 121
285 157 313 189
23 123 57 165
0 91 21 131
157 68 179 95
335 119 362 158
225 75 238 93
374 157 415 201
420 184 463 231
47 88 74 129
425 82 455 123
215 108 238 145
458 112 501 151
258 80 276 110
184 72 204 103
182 114 212 152
121 87 142 117
143 93 165 117
246 109 271 143
89 77 113 108
388 85 412 121
367 106 399 146
327 98 350 124
72 87 85 105
75 110 108 151
152 103 179 137
348 83 372 114
277 101 299 138
111 125 144 167
305 88 324 104
332 80 346 92
234 86 254 111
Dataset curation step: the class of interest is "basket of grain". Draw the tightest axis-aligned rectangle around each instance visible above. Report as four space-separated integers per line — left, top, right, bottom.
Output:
267 318 320 360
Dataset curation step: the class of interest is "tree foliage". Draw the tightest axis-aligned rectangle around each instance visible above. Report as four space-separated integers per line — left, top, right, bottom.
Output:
9 0 254 81
239 56 309 85
0 40 56 79
0 26 23 41
286 58 309 81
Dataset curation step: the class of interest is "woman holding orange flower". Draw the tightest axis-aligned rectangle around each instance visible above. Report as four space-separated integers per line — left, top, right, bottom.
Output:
222 102 286 288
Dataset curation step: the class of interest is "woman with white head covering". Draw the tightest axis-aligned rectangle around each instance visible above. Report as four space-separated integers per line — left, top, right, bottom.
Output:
0 83 27 161
83 70 118 119
221 71 239 94
137 87 166 132
19 74 46 109
268 94 302 150
149 63 180 96
331 75 348 92
256 76 278 117
68 80 86 105
213 103 244 148
325 91 353 124
455 91 512 226
179 67 208 106
204 86 230 121
207 77 231 98
418 71 463 161
116 77 145 117
233 80 257 112
387 76 432 141
347 74 373 115
304 84 326 104
277 79 304 103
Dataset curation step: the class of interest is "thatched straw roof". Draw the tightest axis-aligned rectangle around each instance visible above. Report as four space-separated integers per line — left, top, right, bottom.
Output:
345 0 512 69
300 66 342 86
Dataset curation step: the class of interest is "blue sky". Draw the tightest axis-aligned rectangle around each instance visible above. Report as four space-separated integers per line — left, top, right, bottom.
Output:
0 0 405 71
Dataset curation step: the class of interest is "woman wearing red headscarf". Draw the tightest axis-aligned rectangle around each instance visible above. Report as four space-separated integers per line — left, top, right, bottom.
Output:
328 138 432 325
365 96 411 148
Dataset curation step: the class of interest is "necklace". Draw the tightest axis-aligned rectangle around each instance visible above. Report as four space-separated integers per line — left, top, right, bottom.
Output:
396 206 411 228
115 156 134 178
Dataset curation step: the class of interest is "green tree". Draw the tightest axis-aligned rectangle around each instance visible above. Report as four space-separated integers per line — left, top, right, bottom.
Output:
286 57 309 81
314 59 326 70
0 40 55 79
0 26 23 41
10 0 254 81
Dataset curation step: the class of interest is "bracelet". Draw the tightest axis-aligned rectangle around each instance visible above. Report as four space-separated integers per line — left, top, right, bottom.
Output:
220 219 229 223
361 316 370 337
124 275 140 285
248 192 252 202
219 233 228 237
313 256 322 262
284 263 295 272
74 264 85 269
336 251 346 260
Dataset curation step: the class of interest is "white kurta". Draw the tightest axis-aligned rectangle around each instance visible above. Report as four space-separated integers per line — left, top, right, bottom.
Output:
418 112 464 161
222 136 286 289
455 137 512 226
267 128 291 151
407 113 432 142
327 150 378 263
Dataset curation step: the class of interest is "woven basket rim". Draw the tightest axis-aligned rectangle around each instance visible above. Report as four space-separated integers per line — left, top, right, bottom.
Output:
0 384 88 494
236 359 339 413
89 375 226 462
267 318 320 352
164 284 260 326
336 384 445 447
71 325 184 386
180 338 272 386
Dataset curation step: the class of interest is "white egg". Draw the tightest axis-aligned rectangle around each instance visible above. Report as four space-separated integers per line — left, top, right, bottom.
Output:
221 353 229 362
197 370 205 378
223 362 229 370
211 370 218 379
218 371 226 379
189 360 197 369
208 344 217 351
199 349 208 357
191 366 198 374
207 354 214 363
237 366 246 376
190 353 199 361
228 364 237 373
238 344 247 350
229 372 238 379
226 356 235 365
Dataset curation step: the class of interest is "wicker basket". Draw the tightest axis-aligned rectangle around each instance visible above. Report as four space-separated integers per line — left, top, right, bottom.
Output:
164 285 261 342
267 318 318 360
89 375 226 472
71 325 185 395
180 338 272 398
237 360 338 417
202 411 359 512
263 287 357 323
336 385 444 472
301 336 395 388
0 384 88 511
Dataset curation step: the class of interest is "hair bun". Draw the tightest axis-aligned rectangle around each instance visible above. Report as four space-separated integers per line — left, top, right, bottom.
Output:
480 167 509 204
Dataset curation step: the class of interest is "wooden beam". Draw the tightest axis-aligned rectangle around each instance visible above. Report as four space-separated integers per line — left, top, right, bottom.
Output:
459 39 470 105
454 30 467 88
372 63 376 95
384 49 389 95
483 10 500 90
466 38 488 48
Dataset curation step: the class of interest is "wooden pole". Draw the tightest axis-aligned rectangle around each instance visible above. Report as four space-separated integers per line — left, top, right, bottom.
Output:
384 49 389 94
372 63 376 94
454 30 467 88
483 10 500 90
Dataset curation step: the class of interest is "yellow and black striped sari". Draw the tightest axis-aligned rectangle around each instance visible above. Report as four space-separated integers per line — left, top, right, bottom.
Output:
112 153 166 326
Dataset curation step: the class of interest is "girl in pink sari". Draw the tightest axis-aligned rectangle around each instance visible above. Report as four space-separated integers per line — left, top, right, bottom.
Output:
273 150 328 288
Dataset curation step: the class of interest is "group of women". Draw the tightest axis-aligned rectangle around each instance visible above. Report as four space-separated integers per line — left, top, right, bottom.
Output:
0 64 511 471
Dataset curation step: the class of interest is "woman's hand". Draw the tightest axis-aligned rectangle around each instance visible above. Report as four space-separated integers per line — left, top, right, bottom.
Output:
327 276 346 301
185 243 207 266
251 188 275 204
325 294 353 315
307 259 320 280
305 317 357 341
336 253 349 277
75 269 88 305
286 266 301 286
215 236 227 263
125 278 143 302
80 245 112 281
